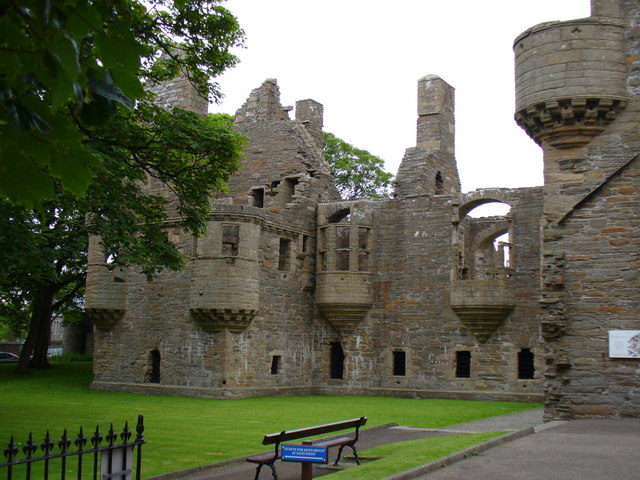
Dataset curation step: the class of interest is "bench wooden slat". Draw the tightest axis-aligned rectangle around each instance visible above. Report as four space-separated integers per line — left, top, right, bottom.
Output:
314 436 352 447
261 417 367 445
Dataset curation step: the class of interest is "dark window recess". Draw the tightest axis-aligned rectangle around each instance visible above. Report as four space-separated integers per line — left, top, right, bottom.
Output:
393 351 406 376
358 252 369 271
518 348 535 379
358 227 369 249
302 235 310 253
251 188 265 208
336 226 350 248
319 252 327 272
149 349 161 383
455 351 471 378
278 238 291 271
270 355 281 375
336 250 350 271
222 225 239 256
330 341 345 379
435 171 444 195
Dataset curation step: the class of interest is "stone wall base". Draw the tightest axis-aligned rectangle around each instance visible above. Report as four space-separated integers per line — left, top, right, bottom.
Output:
91 381 543 403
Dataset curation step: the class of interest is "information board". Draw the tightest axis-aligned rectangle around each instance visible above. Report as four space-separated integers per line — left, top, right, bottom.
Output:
608 330 640 359
281 444 328 464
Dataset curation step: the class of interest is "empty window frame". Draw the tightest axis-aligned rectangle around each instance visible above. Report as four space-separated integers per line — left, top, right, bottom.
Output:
330 341 345 379
455 351 471 378
278 238 291 271
518 348 535 379
393 351 406 376
222 225 239 256
250 188 265 208
271 355 281 375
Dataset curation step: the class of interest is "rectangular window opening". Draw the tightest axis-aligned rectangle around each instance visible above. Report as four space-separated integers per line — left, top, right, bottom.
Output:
336 226 350 248
358 227 369 250
336 250 350 271
251 188 265 208
456 351 471 378
302 235 310 253
278 238 291 271
222 225 239 256
518 348 535 379
270 355 281 375
393 351 406 376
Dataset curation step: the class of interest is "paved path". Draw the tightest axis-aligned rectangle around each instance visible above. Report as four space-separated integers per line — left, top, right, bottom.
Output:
413 418 640 480
154 409 545 480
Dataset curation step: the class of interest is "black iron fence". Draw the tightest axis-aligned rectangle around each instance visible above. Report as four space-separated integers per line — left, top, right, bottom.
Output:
1 415 144 480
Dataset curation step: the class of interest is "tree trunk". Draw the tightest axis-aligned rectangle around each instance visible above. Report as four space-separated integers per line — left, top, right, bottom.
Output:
16 287 55 374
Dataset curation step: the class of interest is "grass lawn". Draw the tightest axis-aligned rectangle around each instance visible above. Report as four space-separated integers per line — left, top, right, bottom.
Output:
329 432 505 480
0 362 540 478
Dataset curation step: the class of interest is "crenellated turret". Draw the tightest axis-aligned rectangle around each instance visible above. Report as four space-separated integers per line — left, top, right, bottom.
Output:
315 202 375 334
189 205 263 333
514 3 628 149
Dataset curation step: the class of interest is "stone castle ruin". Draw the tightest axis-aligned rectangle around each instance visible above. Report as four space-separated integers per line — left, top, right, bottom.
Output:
86 0 639 419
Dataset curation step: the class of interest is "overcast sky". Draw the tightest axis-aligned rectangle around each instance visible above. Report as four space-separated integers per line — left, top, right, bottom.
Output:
209 0 591 193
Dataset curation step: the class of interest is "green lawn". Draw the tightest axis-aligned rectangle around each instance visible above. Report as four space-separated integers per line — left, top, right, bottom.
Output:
0 363 539 478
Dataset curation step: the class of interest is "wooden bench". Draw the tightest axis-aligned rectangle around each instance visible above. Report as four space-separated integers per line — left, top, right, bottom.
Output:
246 416 368 480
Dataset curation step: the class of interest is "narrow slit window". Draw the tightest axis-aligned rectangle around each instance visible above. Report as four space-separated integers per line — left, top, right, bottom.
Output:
278 238 291 271
148 349 160 383
330 341 345 379
518 348 535 379
455 351 471 378
302 235 310 253
393 351 406 376
222 225 239 256
270 355 281 375
435 171 444 195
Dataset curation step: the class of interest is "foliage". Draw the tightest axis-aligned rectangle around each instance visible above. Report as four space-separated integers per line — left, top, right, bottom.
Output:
0 362 540 478
0 109 244 371
47 352 93 362
0 0 244 206
323 132 394 199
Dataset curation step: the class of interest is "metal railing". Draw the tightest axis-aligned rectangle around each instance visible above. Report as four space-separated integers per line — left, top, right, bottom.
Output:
1 415 144 480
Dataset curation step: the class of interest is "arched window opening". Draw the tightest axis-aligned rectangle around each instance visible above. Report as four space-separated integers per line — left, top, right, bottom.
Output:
148 349 160 384
465 201 511 219
330 341 345 379
328 208 351 224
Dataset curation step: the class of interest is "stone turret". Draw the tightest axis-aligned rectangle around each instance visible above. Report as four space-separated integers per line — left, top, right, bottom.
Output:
315 202 375 334
395 75 460 198
189 205 263 333
514 0 630 222
85 236 127 331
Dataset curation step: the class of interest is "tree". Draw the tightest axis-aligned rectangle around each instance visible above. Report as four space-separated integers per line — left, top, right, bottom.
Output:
0 0 244 207
0 109 244 373
322 132 394 199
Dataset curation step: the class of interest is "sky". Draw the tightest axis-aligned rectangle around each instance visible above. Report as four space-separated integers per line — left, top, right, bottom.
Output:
209 0 591 193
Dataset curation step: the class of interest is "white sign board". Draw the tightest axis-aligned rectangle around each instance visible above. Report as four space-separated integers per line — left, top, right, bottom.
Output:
608 330 640 359
101 446 133 480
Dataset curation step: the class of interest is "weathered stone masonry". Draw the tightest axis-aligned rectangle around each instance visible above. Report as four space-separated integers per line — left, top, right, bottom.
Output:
87 0 638 418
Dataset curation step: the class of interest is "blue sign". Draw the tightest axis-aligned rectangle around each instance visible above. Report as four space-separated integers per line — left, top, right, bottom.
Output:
281 444 328 464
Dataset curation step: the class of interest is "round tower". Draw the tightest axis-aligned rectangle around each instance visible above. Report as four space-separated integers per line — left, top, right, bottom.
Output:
189 205 263 333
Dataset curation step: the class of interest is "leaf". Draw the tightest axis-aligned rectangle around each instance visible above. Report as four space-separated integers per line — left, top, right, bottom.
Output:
49 148 97 196
88 80 133 109
51 35 80 78
0 150 55 207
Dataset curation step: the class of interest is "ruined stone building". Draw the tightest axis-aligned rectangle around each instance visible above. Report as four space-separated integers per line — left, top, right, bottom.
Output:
86 0 639 419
